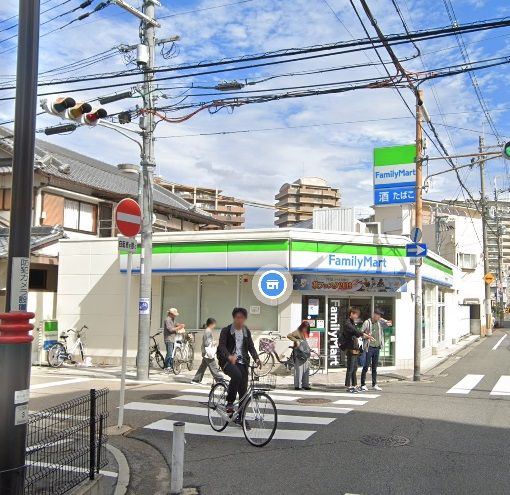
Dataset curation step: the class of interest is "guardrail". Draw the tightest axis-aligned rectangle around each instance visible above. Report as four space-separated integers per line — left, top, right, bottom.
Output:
24 388 109 494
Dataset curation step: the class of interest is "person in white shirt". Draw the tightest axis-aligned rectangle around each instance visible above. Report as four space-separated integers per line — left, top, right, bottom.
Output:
191 318 224 384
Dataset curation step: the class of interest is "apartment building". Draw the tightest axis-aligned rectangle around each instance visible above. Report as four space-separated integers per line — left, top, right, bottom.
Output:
274 177 341 227
156 180 245 229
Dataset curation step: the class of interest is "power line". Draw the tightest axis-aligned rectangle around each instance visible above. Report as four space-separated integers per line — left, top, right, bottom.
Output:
159 0 256 19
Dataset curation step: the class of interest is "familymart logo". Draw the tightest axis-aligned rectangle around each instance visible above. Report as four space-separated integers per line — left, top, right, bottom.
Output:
327 254 387 269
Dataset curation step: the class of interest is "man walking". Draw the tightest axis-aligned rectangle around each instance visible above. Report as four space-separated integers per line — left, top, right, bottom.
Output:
360 309 389 391
163 307 185 370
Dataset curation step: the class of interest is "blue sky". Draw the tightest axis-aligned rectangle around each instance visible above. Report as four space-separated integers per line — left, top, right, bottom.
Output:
1 0 510 226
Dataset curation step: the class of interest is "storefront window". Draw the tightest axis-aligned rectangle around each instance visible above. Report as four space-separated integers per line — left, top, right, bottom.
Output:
374 297 395 366
302 295 327 359
200 275 237 328
422 285 435 349
438 289 446 342
162 276 199 329
239 276 278 332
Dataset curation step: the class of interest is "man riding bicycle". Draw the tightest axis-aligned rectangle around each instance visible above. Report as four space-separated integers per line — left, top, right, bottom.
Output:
217 307 261 417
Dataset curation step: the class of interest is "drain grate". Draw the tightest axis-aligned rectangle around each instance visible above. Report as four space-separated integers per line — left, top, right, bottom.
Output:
296 397 332 405
360 434 410 447
142 393 176 400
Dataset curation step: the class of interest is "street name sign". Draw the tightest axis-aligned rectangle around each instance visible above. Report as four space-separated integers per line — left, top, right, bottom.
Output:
118 237 137 253
374 144 417 206
115 198 141 237
483 272 495 285
406 243 427 257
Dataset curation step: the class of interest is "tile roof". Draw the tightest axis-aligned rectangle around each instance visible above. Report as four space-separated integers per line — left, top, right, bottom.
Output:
0 225 66 258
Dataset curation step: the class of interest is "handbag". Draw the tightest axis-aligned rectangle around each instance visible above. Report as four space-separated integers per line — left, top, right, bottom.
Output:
351 336 361 355
294 340 311 362
205 344 217 360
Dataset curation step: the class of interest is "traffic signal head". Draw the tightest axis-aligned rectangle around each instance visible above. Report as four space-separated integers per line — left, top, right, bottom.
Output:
67 102 92 121
40 96 76 116
83 108 108 126
503 142 510 161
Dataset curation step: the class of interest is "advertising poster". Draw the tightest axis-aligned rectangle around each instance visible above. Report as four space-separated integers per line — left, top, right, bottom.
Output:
307 331 321 353
308 298 320 316
294 275 406 293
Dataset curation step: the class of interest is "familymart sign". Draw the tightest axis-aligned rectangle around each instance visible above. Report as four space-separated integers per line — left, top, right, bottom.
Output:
374 144 417 206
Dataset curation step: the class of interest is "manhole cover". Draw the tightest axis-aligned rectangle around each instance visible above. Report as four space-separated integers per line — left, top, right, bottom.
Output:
142 393 176 400
360 434 410 447
296 398 332 405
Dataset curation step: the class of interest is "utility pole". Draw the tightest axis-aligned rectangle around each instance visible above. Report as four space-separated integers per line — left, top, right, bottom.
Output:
414 89 424 382
0 1 40 492
493 180 505 327
479 135 493 336
136 0 157 380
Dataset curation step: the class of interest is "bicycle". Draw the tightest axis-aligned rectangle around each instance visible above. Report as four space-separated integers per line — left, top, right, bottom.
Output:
255 331 323 377
47 326 88 368
171 331 196 375
207 364 278 447
149 331 165 369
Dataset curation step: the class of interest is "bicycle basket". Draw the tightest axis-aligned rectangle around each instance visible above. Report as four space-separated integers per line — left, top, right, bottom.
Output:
254 374 276 391
185 333 195 343
259 338 275 353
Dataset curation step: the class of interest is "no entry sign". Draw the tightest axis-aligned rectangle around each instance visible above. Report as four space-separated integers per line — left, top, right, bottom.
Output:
115 198 141 237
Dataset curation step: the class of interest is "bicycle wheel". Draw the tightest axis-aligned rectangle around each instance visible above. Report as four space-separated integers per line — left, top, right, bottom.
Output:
79 343 84 362
309 351 322 376
47 343 66 368
254 352 274 377
242 392 277 447
186 344 194 371
155 351 165 369
207 382 228 432
173 348 183 375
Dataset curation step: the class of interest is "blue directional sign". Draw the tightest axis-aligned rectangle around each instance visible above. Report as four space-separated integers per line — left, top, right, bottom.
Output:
258 270 287 300
411 227 422 243
406 243 427 258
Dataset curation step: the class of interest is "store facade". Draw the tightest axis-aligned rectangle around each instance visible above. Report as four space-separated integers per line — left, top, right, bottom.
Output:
56 228 477 369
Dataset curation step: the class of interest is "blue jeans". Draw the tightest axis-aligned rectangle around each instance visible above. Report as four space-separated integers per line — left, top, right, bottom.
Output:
164 341 174 369
361 347 380 387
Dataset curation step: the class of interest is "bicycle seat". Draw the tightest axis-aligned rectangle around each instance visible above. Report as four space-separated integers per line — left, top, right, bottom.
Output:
60 335 68 339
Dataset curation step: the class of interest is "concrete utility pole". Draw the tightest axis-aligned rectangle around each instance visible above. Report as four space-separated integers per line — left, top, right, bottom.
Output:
414 89 424 382
479 135 493 336
136 0 157 380
494 180 505 326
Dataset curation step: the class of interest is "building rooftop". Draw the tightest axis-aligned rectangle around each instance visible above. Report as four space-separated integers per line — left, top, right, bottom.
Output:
0 225 66 258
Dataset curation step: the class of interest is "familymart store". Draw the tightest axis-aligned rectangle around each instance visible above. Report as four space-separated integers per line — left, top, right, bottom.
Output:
57 228 462 369
127 228 459 369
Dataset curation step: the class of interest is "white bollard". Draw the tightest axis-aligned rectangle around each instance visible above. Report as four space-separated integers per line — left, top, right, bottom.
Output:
170 422 185 495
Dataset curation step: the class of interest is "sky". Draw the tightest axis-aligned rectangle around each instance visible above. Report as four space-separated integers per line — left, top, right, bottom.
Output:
1 0 510 227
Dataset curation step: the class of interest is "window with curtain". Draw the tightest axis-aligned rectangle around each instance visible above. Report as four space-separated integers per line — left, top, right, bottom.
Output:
63 199 80 230
79 202 94 232
63 199 96 232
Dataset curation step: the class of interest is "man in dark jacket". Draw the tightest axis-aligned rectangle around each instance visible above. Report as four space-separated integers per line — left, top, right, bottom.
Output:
218 307 260 415
340 307 373 393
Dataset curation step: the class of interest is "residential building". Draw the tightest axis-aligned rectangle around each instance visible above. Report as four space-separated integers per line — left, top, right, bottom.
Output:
156 179 245 229
0 129 224 339
274 177 340 227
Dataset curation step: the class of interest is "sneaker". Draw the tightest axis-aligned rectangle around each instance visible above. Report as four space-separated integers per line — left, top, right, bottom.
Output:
295 387 302 390
373 384 382 391
347 387 359 394
190 380 201 385
226 403 234 415
303 386 311 390
360 385 368 391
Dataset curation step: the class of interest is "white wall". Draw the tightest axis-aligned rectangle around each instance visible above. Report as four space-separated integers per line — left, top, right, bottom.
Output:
56 238 162 364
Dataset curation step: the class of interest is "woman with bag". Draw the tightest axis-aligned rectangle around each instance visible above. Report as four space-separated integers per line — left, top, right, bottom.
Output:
287 321 312 391
191 318 224 384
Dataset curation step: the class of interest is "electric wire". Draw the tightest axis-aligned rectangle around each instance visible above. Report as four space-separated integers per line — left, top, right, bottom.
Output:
159 0 256 19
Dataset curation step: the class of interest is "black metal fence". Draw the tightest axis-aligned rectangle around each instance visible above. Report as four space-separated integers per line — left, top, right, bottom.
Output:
24 388 109 495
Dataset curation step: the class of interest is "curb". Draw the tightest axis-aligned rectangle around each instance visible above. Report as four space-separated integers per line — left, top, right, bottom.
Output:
106 444 130 495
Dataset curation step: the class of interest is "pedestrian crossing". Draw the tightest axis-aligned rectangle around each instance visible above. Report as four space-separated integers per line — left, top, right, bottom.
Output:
446 374 510 396
123 384 380 442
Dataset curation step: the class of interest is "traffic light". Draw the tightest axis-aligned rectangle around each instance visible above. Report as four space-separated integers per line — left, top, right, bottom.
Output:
503 142 510 160
83 108 108 126
67 102 92 121
40 96 76 117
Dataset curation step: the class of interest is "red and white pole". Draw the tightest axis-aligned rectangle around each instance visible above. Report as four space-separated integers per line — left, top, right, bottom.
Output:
0 312 34 493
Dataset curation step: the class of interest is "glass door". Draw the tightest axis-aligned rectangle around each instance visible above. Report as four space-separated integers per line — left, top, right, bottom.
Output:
301 295 326 357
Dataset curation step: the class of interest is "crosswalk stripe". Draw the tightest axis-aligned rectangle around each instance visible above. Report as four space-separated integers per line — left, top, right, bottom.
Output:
491 335 507 350
181 388 298 401
145 419 315 441
490 376 510 396
182 387 379 399
446 374 484 394
169 395 352 414
333 399 368 406
123 402 336 425
30 378 90 390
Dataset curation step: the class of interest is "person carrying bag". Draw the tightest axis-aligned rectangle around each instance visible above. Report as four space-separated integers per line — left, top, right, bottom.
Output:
287 321 312 390
191 318 224 384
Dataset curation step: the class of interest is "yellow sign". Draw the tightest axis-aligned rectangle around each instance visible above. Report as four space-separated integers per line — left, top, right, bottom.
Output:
483 273 495 285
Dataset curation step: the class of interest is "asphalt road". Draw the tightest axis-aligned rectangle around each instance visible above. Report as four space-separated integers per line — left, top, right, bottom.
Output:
28 329 510 495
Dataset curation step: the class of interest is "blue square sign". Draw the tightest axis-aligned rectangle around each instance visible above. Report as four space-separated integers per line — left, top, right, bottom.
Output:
374 186 416 206
406 243 427 257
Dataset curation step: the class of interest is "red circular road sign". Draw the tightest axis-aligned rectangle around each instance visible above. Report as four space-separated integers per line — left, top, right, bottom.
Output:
115 198 142 237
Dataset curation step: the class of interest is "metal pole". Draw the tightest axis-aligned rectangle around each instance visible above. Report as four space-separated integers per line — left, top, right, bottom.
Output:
414 89 424 382
118 248 133 428
137 0 157 380
5 0 40 311
494 181 504 327
170 422 186 495
89 389 97 481
479 136 492 336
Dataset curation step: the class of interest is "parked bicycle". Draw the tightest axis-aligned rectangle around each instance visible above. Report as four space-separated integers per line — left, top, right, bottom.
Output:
149 331 165 369
255 331 323 377
171 331 196 375
47 326 88 368
207 363 278 447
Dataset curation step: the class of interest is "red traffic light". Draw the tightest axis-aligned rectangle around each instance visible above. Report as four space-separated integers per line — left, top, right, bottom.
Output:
83 108 108 126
